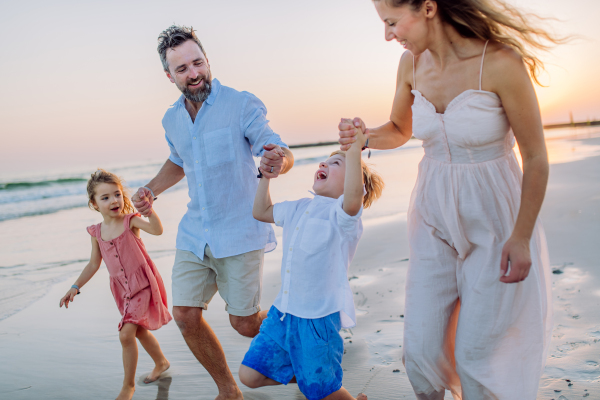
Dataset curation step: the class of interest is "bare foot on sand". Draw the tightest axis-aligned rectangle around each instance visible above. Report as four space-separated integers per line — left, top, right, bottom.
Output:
357 394 368 400
214 386 243 400
115 384 135 400
144 360 170 384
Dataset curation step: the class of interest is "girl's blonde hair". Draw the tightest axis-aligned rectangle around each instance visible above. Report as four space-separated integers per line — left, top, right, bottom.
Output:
87 169 135 214
377 0 569 85
330 150 385 208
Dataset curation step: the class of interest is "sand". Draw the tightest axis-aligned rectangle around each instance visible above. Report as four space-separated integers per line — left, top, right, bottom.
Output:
1 135 599 399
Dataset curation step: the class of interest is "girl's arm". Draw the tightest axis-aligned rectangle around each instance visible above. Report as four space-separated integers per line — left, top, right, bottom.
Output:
130 209 163 236
339 52 414 151
253 177 275 223
59 236 102 308
489 46 549 284
343 122 366 217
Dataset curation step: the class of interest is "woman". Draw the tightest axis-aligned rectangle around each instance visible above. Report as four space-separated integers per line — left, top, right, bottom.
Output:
338 0 560 398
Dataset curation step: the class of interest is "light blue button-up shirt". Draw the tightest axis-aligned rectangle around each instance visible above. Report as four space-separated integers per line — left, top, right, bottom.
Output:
163 78 286 260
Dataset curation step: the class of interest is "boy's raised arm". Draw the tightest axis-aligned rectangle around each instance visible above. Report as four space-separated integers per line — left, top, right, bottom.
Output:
343 120 366 217
253 177 275 223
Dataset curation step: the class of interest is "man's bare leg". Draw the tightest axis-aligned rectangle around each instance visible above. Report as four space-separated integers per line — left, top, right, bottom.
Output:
229 310 268 338
173 306 242 400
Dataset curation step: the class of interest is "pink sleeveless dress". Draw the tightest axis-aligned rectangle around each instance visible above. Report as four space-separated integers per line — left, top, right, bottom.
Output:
403 42 552 399
87 213 172 331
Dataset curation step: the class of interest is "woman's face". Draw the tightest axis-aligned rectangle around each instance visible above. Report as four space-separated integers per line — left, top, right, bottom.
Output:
374 1 431 55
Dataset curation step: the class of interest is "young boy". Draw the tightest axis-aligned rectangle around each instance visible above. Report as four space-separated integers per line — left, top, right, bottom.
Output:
239 122 384 400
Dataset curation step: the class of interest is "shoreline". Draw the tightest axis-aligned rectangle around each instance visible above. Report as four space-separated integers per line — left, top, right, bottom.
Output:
0 136 599 399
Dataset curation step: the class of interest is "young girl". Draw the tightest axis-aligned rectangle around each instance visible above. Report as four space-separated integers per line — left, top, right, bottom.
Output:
59 169 172 400
239 122 383 400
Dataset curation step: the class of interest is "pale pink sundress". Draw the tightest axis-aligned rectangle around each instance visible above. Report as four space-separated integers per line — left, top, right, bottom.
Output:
403 42 552 399
87 213 172 331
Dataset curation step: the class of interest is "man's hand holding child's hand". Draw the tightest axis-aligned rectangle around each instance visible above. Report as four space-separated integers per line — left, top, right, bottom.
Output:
260 144 287 179
132 187 154 217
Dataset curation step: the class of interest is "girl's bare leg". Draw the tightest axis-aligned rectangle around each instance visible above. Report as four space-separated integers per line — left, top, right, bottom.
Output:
322 387 367 400
117 323 139 400
135 326 170 383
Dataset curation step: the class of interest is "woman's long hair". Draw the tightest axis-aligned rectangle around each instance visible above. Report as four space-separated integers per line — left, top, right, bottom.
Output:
378 0 568 85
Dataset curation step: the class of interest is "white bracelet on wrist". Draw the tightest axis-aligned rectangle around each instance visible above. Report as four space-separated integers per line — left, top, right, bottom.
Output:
142 186 157 201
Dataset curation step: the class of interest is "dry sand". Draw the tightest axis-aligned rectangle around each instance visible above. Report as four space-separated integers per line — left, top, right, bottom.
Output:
1 136 599 399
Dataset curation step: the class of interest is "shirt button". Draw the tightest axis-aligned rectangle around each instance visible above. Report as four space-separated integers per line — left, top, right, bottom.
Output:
289 247 292 251
110 242 113 245
202 207 205 210
195 160 198 163
277 220 281 224
286 269 290 273
125 281 128 284
115 255 118 258
284 291 288 294
198 183 202 187
296 227 299 230
205 229 208 232
193 136 197 140
120 268 123 271
305 211 309 214
126 296 130 300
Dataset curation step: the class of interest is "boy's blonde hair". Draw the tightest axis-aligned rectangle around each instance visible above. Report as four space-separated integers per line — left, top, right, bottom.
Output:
87 169 135 214
330 150 384 208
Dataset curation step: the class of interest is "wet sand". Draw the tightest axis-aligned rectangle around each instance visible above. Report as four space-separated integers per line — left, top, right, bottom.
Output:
1 136 599 399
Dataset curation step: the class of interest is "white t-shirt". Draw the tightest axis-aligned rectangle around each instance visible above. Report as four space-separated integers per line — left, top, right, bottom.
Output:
272 194 362 328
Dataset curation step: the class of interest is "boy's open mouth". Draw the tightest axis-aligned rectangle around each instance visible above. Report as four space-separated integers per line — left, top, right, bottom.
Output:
317 170 327 180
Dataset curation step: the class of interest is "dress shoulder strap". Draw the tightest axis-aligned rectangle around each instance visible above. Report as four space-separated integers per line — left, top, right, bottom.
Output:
123 213 141 230
479 40 489 91
412 55 417 90
86 223 100 239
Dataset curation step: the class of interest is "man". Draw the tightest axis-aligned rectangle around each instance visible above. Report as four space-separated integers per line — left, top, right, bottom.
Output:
133 25 294 400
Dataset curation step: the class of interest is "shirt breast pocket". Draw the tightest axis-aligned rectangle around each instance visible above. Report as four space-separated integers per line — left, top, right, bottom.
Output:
203 128 235 167
300 218 332 254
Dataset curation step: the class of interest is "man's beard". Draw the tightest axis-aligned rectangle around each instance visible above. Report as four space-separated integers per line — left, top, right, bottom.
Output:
177 70 212 103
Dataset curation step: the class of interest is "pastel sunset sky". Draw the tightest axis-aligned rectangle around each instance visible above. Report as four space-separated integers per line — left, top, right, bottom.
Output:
1 0 598 176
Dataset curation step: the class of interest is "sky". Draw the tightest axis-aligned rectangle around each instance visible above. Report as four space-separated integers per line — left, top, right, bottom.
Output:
0 0 598 177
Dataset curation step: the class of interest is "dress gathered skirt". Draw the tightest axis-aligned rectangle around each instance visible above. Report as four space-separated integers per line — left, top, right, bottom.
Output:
87 213 172 331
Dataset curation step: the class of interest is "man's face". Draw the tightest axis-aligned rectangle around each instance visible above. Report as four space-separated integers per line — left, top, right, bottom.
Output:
165 40 212 103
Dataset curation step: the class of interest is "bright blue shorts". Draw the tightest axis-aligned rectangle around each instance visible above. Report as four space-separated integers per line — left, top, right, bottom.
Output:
241 306 344 400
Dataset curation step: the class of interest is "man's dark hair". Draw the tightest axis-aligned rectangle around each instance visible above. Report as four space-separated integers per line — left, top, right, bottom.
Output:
157 25 206 72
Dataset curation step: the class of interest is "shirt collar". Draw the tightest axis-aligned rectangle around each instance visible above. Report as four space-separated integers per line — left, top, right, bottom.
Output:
309 191 339 202
171 78 221 108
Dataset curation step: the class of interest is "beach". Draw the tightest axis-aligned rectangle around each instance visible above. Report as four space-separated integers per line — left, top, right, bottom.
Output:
1 130 599 399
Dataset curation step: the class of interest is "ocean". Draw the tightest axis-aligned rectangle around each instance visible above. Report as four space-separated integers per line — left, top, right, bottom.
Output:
1 126 599 323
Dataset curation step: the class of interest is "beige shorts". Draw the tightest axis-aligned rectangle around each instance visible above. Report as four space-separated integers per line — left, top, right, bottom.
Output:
172 246 264 316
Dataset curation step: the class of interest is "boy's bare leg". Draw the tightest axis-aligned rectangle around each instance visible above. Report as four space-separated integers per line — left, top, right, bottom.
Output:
323 388 367 400
135 326 170 383
117 323 139 400
238 365 282 388
173 306 243 400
